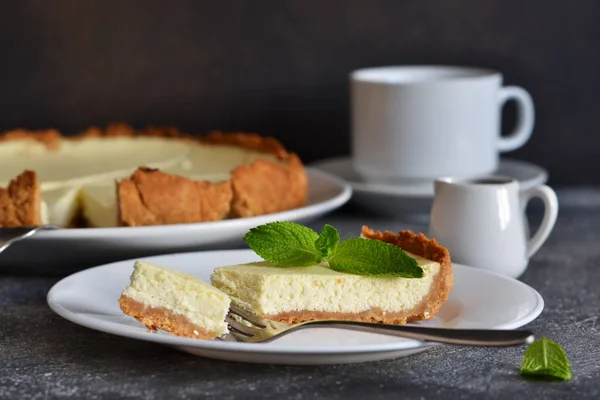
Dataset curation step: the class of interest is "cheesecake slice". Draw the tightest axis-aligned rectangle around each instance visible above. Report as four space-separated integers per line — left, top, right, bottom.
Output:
210 227 453 324
0 170 43 227
119 261 230 339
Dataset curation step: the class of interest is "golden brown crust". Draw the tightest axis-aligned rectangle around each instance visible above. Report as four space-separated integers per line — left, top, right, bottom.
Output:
0 170 43 227
0 124 286 157
0 123 192 148
194 131 308 217
117 167 233 226
229 153 308 218
118 295 220 339
266 307 429 325
0 129 64 150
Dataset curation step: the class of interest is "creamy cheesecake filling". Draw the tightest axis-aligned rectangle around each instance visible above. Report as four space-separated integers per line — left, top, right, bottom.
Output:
80 183 119 228
121 261 230 336
40 186 82 226
210 253 440 316
0 137 189 190
164 144 281 182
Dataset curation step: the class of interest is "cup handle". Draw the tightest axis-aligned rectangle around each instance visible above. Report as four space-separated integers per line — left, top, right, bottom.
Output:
497 86 535 152
522 185 559 258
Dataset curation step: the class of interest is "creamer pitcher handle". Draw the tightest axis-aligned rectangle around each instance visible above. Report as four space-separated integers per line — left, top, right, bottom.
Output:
522 185 559 258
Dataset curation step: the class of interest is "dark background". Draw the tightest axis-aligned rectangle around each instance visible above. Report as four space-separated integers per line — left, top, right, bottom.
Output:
1 0 597 186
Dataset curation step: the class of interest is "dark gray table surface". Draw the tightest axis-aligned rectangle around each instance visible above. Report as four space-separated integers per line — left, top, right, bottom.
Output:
1 190 599 399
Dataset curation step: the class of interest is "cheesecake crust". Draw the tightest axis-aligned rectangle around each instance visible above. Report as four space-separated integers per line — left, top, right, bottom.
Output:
0 124 308 225
0 123 295 159
266 307 434 325
117 167 233 226
0 170 43 227
257 228 453 325
118 295 220 339
0 123 188 147
196 131 308 217
229 154 308 218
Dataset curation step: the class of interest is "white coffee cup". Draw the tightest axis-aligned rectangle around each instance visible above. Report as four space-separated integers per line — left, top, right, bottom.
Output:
351 65 535 184
428 176 558 278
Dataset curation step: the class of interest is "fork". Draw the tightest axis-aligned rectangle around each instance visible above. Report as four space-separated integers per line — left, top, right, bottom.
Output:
223 305 534 346
0 224 60 254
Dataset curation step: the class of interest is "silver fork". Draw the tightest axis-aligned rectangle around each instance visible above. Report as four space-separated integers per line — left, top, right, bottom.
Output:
223 305 534 346
0 224 60 254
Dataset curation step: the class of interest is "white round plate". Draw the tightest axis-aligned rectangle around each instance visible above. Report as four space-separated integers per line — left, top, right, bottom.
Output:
311 157 548 222
3 168 351 274
47 249 544 365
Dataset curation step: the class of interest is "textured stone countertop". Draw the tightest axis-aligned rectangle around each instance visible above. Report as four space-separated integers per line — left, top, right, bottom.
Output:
1 190 599 399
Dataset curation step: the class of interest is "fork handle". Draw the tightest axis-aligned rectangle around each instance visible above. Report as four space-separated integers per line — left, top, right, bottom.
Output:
305 321 534 346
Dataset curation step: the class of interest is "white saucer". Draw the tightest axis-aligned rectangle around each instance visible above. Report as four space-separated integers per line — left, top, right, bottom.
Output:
1 168 351 275
311 157 548 222
48 249 544 365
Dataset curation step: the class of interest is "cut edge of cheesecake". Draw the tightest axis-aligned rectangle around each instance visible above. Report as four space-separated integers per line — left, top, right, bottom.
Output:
0 124 309 223
118 260 231 340
118 296 224 340
0 170 43 227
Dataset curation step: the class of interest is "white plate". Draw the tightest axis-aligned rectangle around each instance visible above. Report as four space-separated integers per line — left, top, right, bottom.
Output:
3 168 351 274
311 157 548 222
47 249 544 365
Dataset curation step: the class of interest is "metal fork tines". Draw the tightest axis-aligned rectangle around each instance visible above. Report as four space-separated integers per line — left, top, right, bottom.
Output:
223 305 535 346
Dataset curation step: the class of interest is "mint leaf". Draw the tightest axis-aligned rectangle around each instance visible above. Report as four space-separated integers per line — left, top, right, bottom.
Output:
520 337 572 381
328 238 423 277
315 224 340 262
243 222 320 267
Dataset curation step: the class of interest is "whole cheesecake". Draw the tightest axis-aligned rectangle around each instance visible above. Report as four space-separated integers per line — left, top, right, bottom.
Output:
0 124 308 227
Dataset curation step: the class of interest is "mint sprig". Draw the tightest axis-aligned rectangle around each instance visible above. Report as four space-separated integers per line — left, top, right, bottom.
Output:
243 222 320 267
520 337 572 381
243 222 423 278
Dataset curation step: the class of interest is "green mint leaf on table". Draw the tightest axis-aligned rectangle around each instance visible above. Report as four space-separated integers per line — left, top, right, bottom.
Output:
243 222 320 267
328 238 423 278
520 337 572 381
314 224 340 261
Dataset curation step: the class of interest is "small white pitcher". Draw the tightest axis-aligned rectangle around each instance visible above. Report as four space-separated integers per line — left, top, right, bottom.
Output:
428 176 558 278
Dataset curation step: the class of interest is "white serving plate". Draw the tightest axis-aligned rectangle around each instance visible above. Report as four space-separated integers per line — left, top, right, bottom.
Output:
48 249 544 365
3 168 351 274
